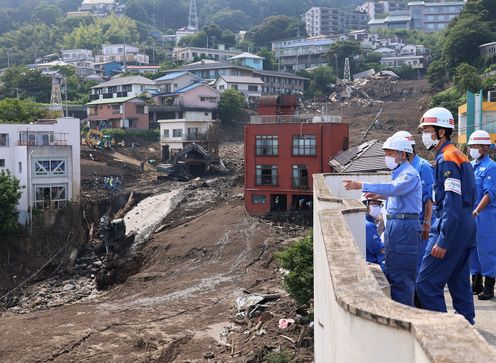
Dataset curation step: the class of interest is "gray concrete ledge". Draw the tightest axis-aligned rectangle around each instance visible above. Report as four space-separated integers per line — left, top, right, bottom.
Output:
315 175 496 362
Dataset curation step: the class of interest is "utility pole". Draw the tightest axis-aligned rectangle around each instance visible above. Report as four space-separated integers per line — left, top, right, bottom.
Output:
334 54 339 82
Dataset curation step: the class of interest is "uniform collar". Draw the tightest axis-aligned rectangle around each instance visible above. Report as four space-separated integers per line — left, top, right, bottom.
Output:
392 160 410 178
411 154 420 167
366 214 376 223
436 140 452 156
474 154 489 165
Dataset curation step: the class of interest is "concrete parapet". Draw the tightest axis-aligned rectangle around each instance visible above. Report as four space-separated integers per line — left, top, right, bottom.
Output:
313 173 496 363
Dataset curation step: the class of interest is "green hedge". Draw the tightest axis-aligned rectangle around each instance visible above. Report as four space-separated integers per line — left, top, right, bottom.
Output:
103 128 160 142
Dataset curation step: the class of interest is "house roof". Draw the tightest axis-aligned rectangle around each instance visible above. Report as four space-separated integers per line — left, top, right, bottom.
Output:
216 76 264 84
375 47 396 53
86 96 142 106
155 71 201 82
329 139 388 173
126 65 160 69
82 0 114 4
172 60 253 72
229 52 265 60
157 82 220 96
91 75 155 88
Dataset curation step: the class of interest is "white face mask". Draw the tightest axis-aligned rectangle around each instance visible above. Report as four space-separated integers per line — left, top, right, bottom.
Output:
422 132 439 150
384 155 399 170
369 205 382 219
469 148 481 160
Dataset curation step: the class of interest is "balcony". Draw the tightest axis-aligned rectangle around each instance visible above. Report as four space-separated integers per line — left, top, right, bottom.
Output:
89 94 100 101
17 132 68 146
102 93 113 99
255 175 278 186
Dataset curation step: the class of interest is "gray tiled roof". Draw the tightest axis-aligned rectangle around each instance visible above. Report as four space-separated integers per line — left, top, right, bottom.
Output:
329 139 388 173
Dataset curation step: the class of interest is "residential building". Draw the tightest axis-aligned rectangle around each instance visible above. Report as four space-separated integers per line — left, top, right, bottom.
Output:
175 26 198 45
168 60 307 95
0 117 81 224
458 90 496 144
159 116 219 160
124 65 161 74
172 46 241 63
212 76 263 101
408 1 465 32
155 72 203 94
303 7 369 36
86 96 149 129
228 53 265 71
368 13 413 31
480 41 496 59
374 47 397 58
244 111 349 215
271 36 335 72
61 49 93 63
154 82 220 109
95 44 149 65
89 75 156 101
380 55 425 69
357 1 389 19
79 0 115 15
329 139 387 173
93 61 122 77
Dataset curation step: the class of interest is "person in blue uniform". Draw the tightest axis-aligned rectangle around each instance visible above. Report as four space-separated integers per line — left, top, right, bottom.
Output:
467 130 496 300
393 131 435 274
363 195 385 270
344 136 422 306
416 107 476 325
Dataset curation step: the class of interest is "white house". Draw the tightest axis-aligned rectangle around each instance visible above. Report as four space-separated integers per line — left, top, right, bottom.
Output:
61 49 93 63
381 55 424 69
95 44 149 65
212 76 263 100
0 118 81 224
159 115 219 156
79 0 115 14
374 47 397 58
89 75 156 101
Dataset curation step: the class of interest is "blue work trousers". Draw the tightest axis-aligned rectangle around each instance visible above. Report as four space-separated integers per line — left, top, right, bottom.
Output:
416 213 476 324
470 208 496 278
384 218 420 306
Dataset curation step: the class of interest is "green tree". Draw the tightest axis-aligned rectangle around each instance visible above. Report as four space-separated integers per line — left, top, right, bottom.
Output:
0 66 52 102
453 63 483 94
206 9 252 32
245 15 306 48
427 60 449 91
219 89 245 124
276 234 313 305
257 48 275 70
430 87 464 121
308 65 335 97
0 98 50 123
0 170 22 235
32 4 64 25
328 40 363 75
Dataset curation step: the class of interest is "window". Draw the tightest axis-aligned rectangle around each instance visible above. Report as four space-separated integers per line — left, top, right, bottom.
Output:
136 105 145 114
256 165 278 186
256 135 278 156
0 133 8 146
232 85 238 90
34 158 67 177
163 129 170 138
187 127 199 140
252 194 266 204
292 165 309 188
18 162 22 173
248 85 258 92
34 184 67 209
0 159 5 167
173 129 182 138
219 85 225 90
292 135 316 156
111 105 120 114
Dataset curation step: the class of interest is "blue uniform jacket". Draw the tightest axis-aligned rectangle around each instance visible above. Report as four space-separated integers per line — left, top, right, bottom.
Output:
366 214 384 265
362 161 422 215
411 154 435 221
433 142 476 250
471 154 496 209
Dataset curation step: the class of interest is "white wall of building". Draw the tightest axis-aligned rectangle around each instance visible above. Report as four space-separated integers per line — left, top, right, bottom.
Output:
158 119 217 150
0 118 80 224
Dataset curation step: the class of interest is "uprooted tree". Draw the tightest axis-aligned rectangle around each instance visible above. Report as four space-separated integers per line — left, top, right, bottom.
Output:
0 170 22 236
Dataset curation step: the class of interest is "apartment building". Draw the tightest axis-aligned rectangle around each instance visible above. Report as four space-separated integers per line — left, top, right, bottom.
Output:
303 7 369 36
95 44 150 65
408 1 465 32
0 118 81 224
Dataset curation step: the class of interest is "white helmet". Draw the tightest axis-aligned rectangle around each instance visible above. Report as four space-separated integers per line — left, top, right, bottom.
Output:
382 136 413 154
468 130 492 145
419 107 455 129
392 130 415 145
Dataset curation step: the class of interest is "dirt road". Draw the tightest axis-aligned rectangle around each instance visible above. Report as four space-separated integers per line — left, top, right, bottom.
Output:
0 201 309 362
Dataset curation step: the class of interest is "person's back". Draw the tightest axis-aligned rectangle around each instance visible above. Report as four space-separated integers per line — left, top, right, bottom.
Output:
365 214 385 267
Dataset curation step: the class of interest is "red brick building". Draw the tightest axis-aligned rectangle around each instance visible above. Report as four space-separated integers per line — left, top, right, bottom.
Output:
244 121 349 215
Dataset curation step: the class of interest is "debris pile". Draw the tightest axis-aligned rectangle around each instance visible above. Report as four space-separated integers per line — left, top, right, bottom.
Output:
211 292 314 361
219 142 244 173
330 74 412 106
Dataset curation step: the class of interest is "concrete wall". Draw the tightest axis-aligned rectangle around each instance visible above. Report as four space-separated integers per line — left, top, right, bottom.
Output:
313 173 496 362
